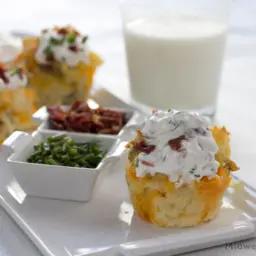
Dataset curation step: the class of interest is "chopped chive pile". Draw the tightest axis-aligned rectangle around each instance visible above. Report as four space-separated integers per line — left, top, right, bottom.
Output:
27 134 107 169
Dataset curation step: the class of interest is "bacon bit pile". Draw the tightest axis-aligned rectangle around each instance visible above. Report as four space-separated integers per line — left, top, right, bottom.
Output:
47 101 126 134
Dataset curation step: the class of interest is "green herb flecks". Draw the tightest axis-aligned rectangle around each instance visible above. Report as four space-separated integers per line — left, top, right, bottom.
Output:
168 119 176 125
43 46 54 61
134 158 139 168
27 134 106 169
49 37 64 45
81 35 88 44
10 68 23 79
67 34 77 44
10 68 19 76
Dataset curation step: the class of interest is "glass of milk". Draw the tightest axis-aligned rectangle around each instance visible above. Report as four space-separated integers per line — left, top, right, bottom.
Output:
121 0 232 115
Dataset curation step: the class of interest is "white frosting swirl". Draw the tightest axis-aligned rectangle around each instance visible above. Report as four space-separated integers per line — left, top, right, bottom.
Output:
35 29 89 67
0 70 27 90
135 110 219 184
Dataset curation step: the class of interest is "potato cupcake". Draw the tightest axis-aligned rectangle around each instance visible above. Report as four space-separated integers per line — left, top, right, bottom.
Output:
126 110 239 227
15 25 102 107
0 65 37 143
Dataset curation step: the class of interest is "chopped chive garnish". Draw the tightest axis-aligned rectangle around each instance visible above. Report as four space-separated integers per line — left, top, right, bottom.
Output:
67 34 76 44
43 46 54 61
10 68 18 76
49 37 64 45
44 46 52 55
10 68 23 79
81 35 88 43
168 120 176 125
134 158 139 167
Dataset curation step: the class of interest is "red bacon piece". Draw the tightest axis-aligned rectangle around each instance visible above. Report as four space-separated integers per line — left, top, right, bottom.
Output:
57 28 68 35
0 66 9 84
168 135 186 151
141 160 154 167
68 45 79 53
134 140 155 154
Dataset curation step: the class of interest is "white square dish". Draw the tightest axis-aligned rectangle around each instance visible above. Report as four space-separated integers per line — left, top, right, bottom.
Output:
2 131 126 201
33 103 141 138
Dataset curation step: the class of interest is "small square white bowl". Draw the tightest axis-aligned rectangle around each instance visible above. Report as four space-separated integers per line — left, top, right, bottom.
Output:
2 131 126 202
33 104 141 138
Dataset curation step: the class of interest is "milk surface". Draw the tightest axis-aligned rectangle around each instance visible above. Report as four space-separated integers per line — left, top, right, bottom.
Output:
124 15 227 110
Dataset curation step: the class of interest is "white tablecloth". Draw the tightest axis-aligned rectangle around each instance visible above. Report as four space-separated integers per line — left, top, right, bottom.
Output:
1 0 256 255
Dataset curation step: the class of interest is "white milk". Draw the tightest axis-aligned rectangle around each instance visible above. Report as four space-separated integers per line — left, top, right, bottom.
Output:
124 15 227 111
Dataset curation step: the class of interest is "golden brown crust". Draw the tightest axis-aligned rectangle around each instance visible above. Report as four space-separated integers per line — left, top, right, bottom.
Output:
125 126 238 227
13 32 103 107
0 87 37 143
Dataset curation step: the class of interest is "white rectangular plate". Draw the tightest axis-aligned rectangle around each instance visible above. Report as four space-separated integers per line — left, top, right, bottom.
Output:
0 151 256 256
1 85 256 256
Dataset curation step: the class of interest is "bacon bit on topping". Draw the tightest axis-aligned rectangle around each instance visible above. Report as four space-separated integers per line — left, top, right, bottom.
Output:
68 45 79 52
57 28 68 35
152 109 157 114
134 140 155 154
141 160 154 167
168 135 186 151
0 66 9 84
73 30 80 36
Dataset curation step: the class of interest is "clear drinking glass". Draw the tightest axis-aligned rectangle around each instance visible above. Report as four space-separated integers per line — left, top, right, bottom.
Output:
121 0 232 115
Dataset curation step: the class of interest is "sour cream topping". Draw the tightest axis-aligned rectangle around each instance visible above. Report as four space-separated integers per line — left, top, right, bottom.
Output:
35 28 89 67
0 68 27 90
135 110 219 184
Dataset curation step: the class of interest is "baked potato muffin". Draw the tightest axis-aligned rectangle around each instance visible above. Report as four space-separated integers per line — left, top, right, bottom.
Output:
0 65 37 143
126 110 239 227
14 25 102 107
